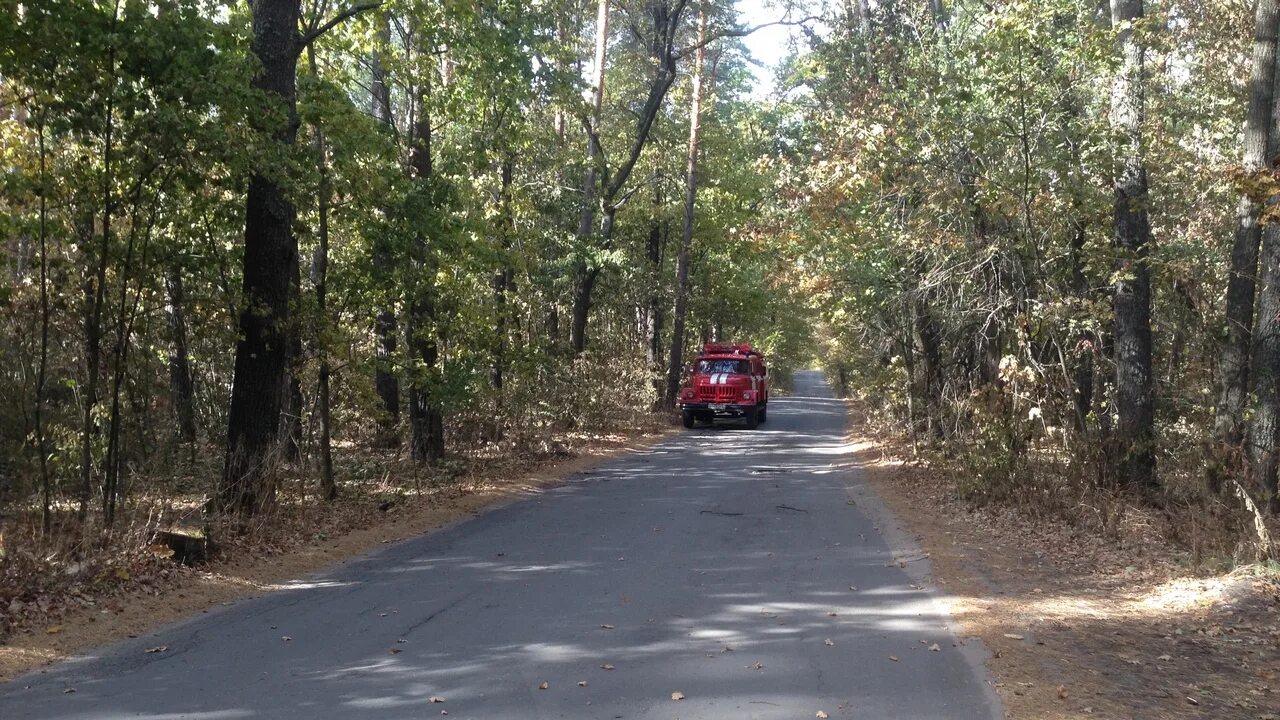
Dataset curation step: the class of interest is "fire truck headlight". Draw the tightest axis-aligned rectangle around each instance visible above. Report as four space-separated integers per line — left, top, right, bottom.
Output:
741 389 756 401
682 388 695 400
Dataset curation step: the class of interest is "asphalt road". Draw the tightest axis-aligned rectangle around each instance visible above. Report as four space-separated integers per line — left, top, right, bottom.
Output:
2 370 1000 720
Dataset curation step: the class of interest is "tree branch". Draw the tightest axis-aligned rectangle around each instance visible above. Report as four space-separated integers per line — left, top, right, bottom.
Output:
675 15 821 59
301 2 382 49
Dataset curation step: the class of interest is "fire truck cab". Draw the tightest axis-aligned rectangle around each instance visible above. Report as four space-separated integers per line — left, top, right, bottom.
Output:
677 343 769 429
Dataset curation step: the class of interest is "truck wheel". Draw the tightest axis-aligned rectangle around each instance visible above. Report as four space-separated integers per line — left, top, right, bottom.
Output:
744 407 759 430
758 405 767 423
681 409 695 429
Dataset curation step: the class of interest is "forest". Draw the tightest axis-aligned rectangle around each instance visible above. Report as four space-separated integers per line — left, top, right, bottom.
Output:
1 0 1279 621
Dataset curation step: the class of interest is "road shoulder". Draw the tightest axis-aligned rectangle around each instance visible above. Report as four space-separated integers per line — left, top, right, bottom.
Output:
844 409 1279 720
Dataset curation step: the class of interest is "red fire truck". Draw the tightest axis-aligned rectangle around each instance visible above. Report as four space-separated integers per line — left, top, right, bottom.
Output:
677 343 769 429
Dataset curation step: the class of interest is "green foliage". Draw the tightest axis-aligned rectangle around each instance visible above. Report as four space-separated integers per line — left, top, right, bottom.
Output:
0 0 818 527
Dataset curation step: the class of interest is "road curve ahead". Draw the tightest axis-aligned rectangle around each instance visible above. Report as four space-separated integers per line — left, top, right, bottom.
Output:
2 370 999 720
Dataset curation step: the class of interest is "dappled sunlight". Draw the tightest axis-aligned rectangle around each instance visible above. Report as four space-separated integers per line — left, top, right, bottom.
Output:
87 707 254 712
4 372 998 720
260 579 356 591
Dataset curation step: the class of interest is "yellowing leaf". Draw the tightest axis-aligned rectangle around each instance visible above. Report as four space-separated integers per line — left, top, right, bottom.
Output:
46 625 64 635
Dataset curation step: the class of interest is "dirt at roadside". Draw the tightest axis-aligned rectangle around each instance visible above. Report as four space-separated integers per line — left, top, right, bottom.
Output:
847 431 1279 720
0 428 673 683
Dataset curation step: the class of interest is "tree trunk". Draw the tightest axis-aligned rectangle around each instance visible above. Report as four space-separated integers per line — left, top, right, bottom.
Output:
371 12 401 444
913 289 944 440
407 70 444 463
1217 0 1280 450
280 256 304 464
1109 0 1157 492
1060 80 1095 434
1068 212 1094 433
308 45 336 501
492 154 516 427
165 266 197 444
646 182 667 407
664 5 707 409
221 0 302 514
78 4 122 524
35 118 51 536
1249 225 1280 512
569 0 611 355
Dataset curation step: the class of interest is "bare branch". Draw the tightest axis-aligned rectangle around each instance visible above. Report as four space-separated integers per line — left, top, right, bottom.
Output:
675 15 821 59
301 2 382 49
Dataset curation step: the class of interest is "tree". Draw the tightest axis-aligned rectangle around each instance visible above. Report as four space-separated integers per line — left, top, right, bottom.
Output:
664 3 708 409
570 0 690 354
222 1 377 514
1216 0 1280 456
1108 0 1156 492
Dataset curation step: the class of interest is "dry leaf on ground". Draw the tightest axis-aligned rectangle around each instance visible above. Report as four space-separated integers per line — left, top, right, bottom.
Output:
671 691 685 701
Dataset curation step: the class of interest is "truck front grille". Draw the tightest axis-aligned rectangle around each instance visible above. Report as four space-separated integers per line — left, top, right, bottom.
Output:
697 385 740 402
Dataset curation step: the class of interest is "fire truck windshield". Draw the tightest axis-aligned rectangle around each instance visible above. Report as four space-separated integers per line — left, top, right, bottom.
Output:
696 359 750 375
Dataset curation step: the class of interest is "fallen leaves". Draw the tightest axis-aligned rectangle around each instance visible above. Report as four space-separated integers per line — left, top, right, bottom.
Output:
145 646 168 653
671 691 685 701
538 681 549 690
889 655 899 662
46 625 64 635
929 643 941 652
148 544 176 559
816 712 829 719
1002 633 1024 641
429 696 446 703
600 663 615 670
824 638 835 646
